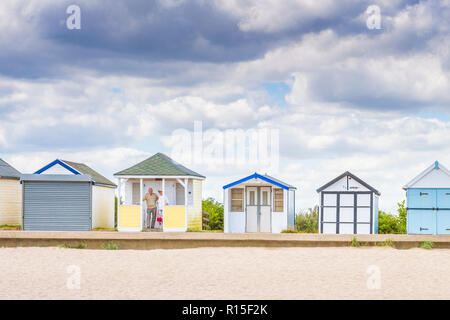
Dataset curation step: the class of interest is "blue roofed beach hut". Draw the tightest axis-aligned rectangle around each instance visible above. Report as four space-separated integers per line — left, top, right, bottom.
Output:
223 173 296 233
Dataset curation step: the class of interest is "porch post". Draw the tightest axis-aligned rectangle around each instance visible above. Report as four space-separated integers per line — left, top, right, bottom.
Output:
117 178 121 230
185 178 188 231
162 178 165 231
223 188 228 233
140 178 143 230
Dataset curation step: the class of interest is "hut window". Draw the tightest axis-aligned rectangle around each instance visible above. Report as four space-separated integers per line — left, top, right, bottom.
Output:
274 189 284 212
231 188 244 212
262 191 269 206
249 191 256 206
132 183 140 205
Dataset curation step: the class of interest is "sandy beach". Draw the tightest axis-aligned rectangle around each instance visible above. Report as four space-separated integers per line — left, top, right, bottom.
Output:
0 246 449 299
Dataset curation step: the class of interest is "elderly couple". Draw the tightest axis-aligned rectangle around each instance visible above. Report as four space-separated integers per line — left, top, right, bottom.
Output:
142 187 168 230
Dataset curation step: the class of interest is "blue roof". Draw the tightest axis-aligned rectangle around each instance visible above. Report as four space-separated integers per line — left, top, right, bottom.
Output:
223 173 296 190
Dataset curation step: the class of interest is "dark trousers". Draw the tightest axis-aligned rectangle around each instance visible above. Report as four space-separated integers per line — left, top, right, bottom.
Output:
146 207 157 229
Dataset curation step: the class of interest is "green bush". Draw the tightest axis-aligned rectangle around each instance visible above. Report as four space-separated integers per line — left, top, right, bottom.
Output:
202 198 224 231
295 206 318 233
378 201 406 234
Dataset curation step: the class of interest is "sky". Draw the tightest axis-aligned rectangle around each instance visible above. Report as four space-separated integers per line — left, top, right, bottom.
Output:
0 0 450 213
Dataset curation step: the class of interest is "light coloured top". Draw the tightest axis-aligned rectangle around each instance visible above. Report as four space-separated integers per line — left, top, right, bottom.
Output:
143 193 159 208
157 195 169 210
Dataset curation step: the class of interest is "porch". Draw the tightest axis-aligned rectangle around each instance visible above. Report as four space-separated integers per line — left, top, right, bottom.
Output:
117 177 191 232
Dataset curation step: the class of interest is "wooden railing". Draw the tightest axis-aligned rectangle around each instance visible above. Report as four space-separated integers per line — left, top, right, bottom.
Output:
202 211 210 230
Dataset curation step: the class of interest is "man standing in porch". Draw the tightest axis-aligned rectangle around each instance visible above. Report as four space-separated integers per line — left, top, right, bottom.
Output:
143 187 159 229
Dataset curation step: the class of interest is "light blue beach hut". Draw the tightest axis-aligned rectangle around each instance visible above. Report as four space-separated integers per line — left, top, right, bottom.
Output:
403 161 450 235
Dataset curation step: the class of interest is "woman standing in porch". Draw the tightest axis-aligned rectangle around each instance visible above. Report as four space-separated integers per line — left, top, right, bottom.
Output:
156 189 169 229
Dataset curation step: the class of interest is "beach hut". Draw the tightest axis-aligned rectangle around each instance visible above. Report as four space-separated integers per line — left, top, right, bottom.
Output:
114 153 205 232
403 161 450 235
0 159 22 226
317 171 380 234
21 159 116 231
223 173 296 233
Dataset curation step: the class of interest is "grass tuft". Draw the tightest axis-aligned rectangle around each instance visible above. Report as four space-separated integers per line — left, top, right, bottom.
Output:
92 227 117 231
420 241 434 250
0 224 21 230
57 242 87 249
377 238 395 248
281 229 299 233
350 236 360 247
102 241 120 250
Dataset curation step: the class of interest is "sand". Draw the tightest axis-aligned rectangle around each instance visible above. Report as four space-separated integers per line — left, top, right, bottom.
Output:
0 246 449 299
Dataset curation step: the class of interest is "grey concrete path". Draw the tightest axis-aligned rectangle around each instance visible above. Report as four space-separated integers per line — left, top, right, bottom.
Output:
0 231 449 249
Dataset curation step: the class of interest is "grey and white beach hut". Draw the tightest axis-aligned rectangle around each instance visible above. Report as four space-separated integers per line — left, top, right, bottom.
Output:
317 171 380 234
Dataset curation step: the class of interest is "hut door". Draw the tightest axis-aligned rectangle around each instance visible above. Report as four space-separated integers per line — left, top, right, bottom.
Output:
246 187 258 232
437 190 450 234
260 187 271 232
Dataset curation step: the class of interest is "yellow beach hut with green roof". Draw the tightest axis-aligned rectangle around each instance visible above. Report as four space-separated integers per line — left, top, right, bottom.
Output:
114 153 205 232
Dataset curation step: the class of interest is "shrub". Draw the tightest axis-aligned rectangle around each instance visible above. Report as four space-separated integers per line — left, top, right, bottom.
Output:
378 201 406 234
295 206 318 233
420 241 434 250
202 198 224 231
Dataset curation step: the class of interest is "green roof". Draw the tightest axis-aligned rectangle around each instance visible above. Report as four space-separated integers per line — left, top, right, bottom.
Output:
114 153 205 178
61 160 117 187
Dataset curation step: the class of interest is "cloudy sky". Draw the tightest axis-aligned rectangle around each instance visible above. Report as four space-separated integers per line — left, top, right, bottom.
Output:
1 0 449 213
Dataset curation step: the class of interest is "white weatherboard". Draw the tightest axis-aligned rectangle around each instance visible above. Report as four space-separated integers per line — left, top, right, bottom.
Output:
322 176 370 192
39 163 75 175
404 165 450 189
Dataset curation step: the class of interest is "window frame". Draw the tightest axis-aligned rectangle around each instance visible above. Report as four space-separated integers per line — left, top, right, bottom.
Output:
230 188 244 212
273 188 284 212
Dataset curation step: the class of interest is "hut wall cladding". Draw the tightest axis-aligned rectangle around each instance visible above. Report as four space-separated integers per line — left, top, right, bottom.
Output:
187 179 203 230
92 185 115 229
0 179 22 225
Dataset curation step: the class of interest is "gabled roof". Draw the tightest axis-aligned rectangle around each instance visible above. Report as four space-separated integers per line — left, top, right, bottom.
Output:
0 159 21 179
35 159 116 187
114 153 205 178
316 171 380 195
403 161 450 190
223 172 296 190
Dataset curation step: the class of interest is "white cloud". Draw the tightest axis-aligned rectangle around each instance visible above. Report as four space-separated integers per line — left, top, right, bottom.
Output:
1 0 450 216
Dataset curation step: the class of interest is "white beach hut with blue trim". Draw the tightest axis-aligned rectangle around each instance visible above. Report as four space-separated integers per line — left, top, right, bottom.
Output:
223 173 296 233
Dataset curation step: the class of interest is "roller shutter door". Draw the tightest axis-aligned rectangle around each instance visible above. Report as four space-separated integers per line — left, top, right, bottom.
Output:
23 181 92 231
